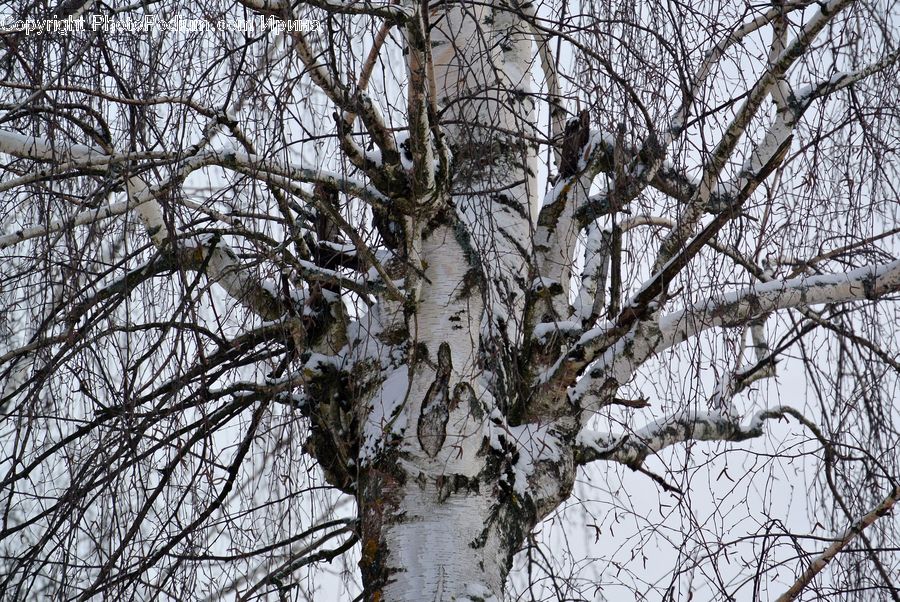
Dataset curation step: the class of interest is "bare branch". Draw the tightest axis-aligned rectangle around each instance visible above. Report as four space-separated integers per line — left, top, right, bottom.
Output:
237 0 410 20
775 483 900 602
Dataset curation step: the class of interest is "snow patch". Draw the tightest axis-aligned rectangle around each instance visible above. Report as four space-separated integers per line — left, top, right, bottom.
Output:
364 147 383 167
577 130 605 172
395 131 414 170
489 411 562 496
360 367 409 461
303 352 342 373
458 583 500 602
532 320 580 342
575 429 621 455
530 276 559 292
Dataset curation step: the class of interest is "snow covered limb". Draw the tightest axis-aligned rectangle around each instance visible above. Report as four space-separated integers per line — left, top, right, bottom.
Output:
606 42 895 219
0 198 133 250
134 173 374 325
791 48 900 111
0 130 390 229
534 0 855 313
0 131 195 250
657 259 900 351
652 0 851 273
546 257 900 410
122 177 295 321
547 106 798 398
533 172 595 320
126 176 286 320
0 129 107 163
0 132 396 303
540 0 850 346
576 258 900 397
533 113 604 324
0 131 350 322
185 149 393 209
575 406 801 467
574 220 613 322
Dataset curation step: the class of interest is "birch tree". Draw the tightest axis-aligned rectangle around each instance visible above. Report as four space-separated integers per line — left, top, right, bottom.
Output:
1 0 899 600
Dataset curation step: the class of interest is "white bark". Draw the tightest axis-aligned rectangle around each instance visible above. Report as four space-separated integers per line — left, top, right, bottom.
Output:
431 0 534 340
573 219 610 321
533 173 595 320
381 485 503 601
576 258 900 403
351 6 561 599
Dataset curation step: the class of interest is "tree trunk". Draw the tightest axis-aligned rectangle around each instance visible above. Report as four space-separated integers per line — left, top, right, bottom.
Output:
353 2 561 599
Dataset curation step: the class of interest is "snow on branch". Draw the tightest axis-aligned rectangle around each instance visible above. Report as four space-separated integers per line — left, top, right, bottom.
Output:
575 406 803 467
0 130 392 256
0 129 107 163
792 48 900 111
0 129 341 321
0 129 391 209
619 49 896 219
192 149 392 209
650 0 851 274
0 198 135 250
554 258 900 408
660 0 816 145
657 259 900 351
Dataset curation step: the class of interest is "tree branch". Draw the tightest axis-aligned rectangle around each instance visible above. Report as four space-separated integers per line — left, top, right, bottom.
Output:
581 257 900 393
574 406 802 466
775 483 900 602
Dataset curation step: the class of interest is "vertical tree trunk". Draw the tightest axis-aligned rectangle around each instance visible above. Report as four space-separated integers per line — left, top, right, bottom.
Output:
353 2 561 599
